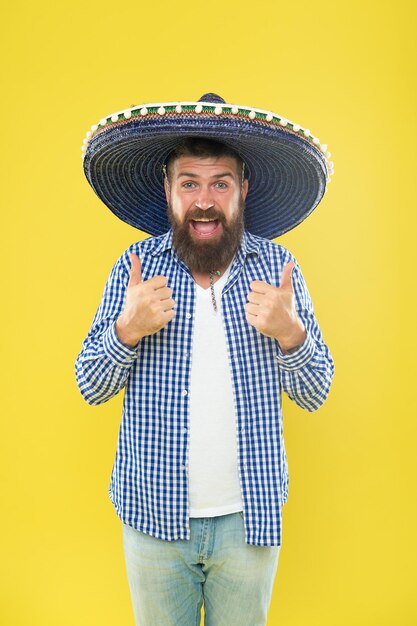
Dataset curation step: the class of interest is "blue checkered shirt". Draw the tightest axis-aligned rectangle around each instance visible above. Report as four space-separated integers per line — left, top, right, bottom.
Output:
75 229 334 546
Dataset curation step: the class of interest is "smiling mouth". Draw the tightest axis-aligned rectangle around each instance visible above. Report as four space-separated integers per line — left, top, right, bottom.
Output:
190 218 221 237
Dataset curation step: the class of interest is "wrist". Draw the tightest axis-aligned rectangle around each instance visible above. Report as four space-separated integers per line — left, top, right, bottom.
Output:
277 323 307 354
115 315 142 348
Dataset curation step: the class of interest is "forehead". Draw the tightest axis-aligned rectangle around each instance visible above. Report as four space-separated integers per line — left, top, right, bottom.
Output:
170 155 241 178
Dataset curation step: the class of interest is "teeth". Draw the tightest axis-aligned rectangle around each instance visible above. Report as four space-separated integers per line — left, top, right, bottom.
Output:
193 218 215 222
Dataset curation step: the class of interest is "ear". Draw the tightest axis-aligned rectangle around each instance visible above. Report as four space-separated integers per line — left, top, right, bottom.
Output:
163 176 170 203
241 177 249 201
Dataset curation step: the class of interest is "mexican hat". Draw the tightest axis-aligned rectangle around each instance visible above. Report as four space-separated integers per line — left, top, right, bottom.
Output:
82 93 333 239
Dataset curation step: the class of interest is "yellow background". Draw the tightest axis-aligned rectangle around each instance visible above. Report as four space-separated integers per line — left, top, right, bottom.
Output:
2 1 416 624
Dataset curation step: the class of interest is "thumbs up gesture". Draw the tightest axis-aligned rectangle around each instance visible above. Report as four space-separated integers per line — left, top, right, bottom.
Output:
115 253 175 347
245 262 307 353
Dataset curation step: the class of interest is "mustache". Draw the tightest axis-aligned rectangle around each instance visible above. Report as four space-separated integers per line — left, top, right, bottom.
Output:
184 208 226 224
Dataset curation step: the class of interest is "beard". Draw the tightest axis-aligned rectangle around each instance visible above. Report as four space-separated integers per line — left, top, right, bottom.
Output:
167 200 245 273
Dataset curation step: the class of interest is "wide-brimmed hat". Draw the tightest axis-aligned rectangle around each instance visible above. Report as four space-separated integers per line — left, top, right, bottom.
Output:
82 93 333 239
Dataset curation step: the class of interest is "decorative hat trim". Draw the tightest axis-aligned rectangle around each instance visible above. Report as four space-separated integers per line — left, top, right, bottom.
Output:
82 100 333 178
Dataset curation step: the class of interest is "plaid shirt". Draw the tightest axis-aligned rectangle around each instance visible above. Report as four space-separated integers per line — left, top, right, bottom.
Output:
75 229 334 546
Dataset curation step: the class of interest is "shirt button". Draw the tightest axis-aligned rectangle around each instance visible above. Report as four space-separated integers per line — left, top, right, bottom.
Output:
181 464 187 470
183 427 188 434
186 313 192 319
182 389 188 396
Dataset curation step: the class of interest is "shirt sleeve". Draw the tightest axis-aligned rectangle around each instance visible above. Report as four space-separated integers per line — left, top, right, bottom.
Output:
74 251 139 405
276 261 335 412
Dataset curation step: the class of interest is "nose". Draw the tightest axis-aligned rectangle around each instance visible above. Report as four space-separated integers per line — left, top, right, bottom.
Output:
195 186 214 210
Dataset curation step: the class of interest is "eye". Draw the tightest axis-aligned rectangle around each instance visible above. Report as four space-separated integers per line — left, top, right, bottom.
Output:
214 181 228 189
182 181 197 189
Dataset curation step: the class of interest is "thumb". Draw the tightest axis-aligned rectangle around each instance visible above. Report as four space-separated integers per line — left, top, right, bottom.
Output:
279 261 295 291
128 253 142 286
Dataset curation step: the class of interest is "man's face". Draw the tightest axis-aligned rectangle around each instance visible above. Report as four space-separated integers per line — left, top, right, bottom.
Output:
164 155 249 272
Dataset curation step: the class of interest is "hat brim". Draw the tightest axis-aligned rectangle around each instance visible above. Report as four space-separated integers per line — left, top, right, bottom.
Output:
83 105 330 239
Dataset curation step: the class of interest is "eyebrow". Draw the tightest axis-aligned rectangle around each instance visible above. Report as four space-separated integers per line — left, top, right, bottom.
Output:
177 171 235 179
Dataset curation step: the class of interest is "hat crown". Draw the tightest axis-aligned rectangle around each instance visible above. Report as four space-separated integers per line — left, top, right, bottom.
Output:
198 92 225 104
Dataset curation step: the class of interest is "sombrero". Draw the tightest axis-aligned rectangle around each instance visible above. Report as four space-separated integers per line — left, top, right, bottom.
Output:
82 93 333 239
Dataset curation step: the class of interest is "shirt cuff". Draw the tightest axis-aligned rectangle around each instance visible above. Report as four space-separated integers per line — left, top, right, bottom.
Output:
102 321 140 366
275 331 315 371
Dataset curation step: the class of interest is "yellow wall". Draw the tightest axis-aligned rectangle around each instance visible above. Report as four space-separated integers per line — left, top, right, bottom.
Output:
2 1 416 624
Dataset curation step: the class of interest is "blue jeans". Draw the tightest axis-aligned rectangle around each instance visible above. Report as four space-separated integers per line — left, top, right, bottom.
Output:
122 512 280 626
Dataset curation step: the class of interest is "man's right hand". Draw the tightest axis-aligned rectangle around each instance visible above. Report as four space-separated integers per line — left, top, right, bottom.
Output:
115 253 175 347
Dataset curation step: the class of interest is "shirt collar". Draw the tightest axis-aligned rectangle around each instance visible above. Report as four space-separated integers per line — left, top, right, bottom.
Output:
148 229 173 256
235 230 261 265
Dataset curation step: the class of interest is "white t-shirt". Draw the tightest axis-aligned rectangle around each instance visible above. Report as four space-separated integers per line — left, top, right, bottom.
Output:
187 262 243 517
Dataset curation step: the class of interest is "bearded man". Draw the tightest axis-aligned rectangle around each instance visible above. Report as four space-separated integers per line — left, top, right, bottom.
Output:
75 93 335 626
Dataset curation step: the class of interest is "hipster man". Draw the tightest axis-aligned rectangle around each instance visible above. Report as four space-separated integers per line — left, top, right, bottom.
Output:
76 93 335 626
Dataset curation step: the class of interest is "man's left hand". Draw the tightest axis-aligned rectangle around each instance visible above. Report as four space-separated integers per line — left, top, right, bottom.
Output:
245 261 307 353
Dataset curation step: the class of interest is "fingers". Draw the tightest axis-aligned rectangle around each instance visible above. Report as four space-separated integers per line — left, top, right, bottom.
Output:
155 287 173 301
161 309 175 325
128 253 142 285
245 312 257 327
139 284 175 312
279 262 295 290
162 297 175 312
245 291 262 318
245 302 260 316
144 275 170 290
250 262 296 293
128 254 169 290
247 291 263 305
249 280 270 294
248 261 295 304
